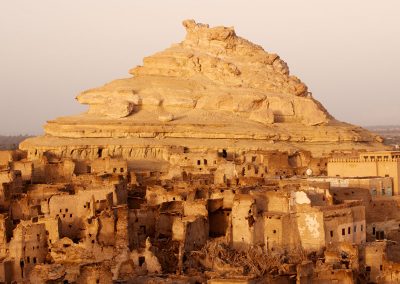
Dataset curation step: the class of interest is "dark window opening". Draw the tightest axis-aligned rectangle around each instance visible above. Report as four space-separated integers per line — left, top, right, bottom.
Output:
197 160 201 165
342 228 345 236
139 256 145 267
97 148 103 158
372 227 376 235
348 227 351 234
204 159 207 165
20 259 24 278
376 230 385 240
330 230 333 237
33 257 37 264
222 149 227 158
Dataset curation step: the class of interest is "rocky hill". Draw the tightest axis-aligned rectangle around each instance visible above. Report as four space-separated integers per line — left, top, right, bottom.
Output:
20 20 386 159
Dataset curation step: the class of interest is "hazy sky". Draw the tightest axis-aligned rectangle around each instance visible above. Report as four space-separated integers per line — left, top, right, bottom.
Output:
0 1 399 135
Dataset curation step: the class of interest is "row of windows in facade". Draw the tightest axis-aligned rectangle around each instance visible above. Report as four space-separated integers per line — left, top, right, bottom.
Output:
371 188 392 196
112 167 125 173
21 256 38 264
83 199 103 209
197 159 216 166
363 155 400 161
56 213 73 218
330 224 364 237
24 244 40 251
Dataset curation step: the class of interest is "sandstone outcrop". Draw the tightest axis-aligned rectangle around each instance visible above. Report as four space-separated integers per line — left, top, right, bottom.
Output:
76 19 325 125
20 20 386 158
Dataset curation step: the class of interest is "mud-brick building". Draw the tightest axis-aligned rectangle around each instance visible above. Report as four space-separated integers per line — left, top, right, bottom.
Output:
328 151 400 195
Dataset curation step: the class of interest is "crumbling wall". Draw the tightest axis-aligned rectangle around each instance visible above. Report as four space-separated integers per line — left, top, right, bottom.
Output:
365 242 386 282
172 215 208 251
128 207 156 249
32 158 75 184
263 213 291 252
231 195 263 249
0 170 23 209
90 157 128 175
10 160 33 182
0 214 11 257
48 194 87 239
146 185 183 206
8 222 48 281
296 207 325 252
97 210 116 246
76 263 113 284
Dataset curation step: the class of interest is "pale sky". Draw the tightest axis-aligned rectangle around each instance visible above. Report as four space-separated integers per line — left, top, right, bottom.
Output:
0 0 399 135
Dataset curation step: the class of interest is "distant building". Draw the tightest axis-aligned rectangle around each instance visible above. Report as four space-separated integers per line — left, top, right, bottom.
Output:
308 176 393 197
328 151 400 195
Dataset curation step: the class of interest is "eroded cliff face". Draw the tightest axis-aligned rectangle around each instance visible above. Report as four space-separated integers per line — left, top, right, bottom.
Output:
20 20 385 158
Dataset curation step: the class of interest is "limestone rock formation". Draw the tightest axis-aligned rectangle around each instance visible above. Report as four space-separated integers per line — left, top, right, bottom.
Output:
76 19 326 125
20 20 385 158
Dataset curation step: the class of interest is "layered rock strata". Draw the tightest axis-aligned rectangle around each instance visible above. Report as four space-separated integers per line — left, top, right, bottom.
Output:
21 20 385 159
